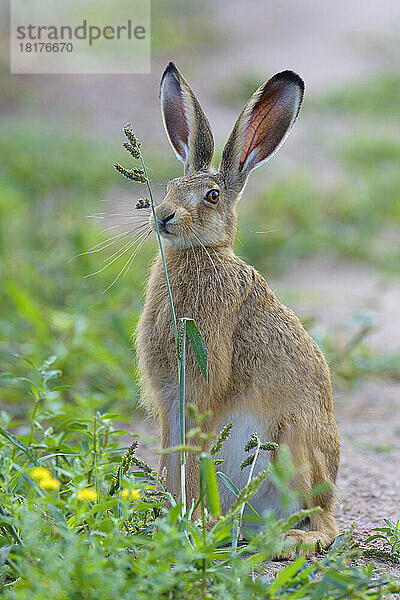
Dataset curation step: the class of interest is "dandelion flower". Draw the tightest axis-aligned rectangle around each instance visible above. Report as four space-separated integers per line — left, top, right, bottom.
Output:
38 476 60 490
121 488 140 501
31 466 51 480
77 488 97 502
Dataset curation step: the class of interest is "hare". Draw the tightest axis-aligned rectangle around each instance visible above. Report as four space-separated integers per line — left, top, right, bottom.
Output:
136 62 340 554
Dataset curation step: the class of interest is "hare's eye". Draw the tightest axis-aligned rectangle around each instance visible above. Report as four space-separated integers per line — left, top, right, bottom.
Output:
205 189 219 205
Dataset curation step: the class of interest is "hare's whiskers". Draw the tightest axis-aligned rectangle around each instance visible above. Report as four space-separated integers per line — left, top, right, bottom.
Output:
85 228 150 278
97 220 148 235
85 238 139 278
101 226 148 265
98 223 128 234
88 211 150 221
78 224 145 257
103 230 151 293
99 215 150 228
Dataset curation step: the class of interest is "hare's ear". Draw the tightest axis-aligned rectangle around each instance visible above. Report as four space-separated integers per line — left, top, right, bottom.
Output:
160 62 214 175
219 71 304 190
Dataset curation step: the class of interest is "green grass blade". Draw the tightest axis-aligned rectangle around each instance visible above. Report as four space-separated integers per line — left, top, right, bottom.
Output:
199 453 221 517
179 321 187 458
0 504 22 545
184 318 208 380
268 557 305 594
216 471 260 518
11 463 44 496
0 425 38 465
179 320 187 516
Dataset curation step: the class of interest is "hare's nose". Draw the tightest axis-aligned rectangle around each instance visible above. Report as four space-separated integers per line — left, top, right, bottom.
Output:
161 211 175 224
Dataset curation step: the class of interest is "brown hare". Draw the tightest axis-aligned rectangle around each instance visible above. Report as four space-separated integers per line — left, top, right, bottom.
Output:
136 62 340 555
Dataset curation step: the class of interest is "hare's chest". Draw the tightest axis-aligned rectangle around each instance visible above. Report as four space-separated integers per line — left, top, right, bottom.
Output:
148 290 224 356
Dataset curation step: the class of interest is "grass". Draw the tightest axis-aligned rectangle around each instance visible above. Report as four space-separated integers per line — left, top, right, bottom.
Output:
365 519 400 563
239 132 400 274
0 120 157 416
313 72 400 117
0 358 399 598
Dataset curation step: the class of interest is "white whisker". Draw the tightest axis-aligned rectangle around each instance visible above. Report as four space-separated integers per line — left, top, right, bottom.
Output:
98 218 150 234
85 228 150 278
77 225 144 257
103 231 151 293
100 229 148 265
98 223 125 234
84 239 138 278
88 211 150 219
240 227 279 235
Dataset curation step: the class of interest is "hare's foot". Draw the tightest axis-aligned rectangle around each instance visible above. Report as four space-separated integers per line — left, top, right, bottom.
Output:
282 512 338 558
282 529 326 558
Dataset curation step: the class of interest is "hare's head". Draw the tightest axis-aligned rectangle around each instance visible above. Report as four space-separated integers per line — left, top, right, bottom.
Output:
152 62 304 250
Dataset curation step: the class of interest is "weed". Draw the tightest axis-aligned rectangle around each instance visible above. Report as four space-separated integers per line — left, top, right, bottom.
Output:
365 519 400 563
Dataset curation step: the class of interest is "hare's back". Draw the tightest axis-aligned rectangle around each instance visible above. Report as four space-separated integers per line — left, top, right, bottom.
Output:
229 271 332 405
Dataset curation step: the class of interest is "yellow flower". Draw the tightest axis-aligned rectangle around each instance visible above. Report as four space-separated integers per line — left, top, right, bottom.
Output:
38 476 60 490
31 467 60 491
31 466 51 480
121 488 140 501
77 488 97 502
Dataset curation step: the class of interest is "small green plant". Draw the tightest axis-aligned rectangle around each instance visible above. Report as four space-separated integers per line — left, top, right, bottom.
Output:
365 518 400 562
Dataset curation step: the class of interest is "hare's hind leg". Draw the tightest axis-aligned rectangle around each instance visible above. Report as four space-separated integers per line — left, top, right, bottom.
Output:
280 425 340 557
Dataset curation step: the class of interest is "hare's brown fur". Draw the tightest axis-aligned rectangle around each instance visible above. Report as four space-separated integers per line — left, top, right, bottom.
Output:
136 62 340 555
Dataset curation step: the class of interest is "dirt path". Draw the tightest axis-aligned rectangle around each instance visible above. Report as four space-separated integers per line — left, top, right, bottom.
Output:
337 381 400 534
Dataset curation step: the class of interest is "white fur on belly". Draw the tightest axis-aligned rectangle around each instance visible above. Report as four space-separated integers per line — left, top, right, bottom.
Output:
214 410 300 521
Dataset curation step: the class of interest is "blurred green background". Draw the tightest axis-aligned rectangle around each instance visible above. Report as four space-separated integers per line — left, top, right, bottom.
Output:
0 0 399 423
